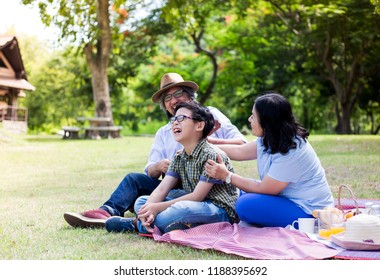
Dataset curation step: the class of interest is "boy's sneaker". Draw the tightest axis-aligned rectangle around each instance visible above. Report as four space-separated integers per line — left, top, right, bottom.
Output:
105 217 136 233
164 222 201 232
64 209 111 228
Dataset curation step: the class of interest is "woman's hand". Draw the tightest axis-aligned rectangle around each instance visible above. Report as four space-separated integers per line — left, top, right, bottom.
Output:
205 154 230 181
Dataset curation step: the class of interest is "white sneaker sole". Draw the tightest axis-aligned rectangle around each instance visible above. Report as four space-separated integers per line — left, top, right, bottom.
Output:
64 212 106 228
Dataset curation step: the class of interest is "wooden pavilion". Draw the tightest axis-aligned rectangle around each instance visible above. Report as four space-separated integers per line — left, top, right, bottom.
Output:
0 35 35 134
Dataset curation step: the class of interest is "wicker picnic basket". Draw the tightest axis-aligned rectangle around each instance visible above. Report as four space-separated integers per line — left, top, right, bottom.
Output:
336 184 361 214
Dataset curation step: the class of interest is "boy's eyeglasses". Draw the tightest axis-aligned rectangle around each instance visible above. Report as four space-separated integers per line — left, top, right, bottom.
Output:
169 115 196 124
164 90 184 102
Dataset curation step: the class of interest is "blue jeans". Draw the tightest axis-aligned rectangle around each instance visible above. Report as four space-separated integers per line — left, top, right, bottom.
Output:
134 189 232 233
99 172 161 217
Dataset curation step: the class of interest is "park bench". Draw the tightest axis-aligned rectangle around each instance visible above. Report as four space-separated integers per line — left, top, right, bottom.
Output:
61 126 81 139
84 126 123 139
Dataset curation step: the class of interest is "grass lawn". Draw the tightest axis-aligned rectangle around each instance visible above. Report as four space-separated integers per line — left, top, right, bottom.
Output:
0 131 379 260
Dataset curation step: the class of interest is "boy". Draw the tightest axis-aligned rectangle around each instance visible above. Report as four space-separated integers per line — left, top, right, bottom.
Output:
105 101 239 233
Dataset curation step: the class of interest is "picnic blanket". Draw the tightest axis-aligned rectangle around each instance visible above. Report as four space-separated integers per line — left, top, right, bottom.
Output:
153 222 338 260
335 249 380 260
151 198 380 260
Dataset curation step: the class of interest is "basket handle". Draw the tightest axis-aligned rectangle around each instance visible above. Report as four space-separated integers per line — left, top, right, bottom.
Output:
337 184 360 213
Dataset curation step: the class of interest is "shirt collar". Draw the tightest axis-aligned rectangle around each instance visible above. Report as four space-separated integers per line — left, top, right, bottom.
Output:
180 138 207 159
163 122 172 131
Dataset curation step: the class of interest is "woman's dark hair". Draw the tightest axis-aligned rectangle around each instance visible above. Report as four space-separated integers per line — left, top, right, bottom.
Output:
174 101 215 139
254 93 309 154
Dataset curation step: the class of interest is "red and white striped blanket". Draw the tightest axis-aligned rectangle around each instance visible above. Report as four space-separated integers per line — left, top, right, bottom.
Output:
153 222 338 260
151 198 380 260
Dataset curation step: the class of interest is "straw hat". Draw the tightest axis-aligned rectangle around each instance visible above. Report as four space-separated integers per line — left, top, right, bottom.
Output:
151 73 199 103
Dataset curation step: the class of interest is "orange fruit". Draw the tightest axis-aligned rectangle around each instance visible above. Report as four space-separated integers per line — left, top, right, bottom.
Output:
345 211 354 219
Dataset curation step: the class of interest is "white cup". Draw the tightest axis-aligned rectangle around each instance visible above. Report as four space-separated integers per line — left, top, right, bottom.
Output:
292 218 316 233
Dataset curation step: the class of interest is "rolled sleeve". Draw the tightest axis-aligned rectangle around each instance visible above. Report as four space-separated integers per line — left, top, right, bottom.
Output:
208 106 247 142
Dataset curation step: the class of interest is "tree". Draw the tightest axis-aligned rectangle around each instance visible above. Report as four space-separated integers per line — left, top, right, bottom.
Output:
25 48 93 132
266 0 380 134
204 1 333 132
159 0 232 104
21 0 146 123
84 0 112 119
358 42 380 134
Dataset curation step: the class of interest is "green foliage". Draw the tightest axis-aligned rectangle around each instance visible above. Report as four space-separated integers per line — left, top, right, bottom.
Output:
371 0 380 14
195 1 329 131
161 0 231 36
108 6 172 130
19 0 380 135
262 0 380 134
25 47 93 133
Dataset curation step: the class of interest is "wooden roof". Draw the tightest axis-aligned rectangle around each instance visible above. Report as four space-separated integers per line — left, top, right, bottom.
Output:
0 35 35 91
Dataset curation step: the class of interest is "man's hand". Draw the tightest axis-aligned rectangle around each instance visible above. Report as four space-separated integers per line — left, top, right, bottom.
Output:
157 159 171 174
148 159 171 178
208 120 221 136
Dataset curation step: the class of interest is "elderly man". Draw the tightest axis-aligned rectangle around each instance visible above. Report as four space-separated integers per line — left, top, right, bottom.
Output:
64 73 246 228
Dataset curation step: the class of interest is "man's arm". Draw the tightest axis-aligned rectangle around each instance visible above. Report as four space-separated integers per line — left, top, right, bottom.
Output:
147 159 171 177
208 106 247 144
144 124 181 178
207 137 246 145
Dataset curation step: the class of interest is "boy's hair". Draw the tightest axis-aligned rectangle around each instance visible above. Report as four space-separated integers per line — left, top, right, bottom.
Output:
174 101 215 139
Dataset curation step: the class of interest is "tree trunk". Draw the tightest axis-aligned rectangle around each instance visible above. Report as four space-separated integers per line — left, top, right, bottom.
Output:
84 0 113 123
317 30 365 134
339 101 352 134
89 65 111 118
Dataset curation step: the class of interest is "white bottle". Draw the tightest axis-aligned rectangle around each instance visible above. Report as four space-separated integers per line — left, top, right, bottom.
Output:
370 204 380 218
364 202 374 214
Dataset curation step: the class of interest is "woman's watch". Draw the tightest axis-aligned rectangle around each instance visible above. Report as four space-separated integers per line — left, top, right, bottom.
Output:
225 172 233 184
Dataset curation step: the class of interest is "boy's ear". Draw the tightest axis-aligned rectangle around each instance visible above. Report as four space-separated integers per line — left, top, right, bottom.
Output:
195 121 205 132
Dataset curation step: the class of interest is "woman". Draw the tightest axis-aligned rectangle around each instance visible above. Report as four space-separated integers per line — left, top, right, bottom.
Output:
205 93 334 227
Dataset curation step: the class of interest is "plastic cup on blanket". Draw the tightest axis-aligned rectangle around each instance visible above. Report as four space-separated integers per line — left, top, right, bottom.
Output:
292 218 316 234
318 210 345 239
